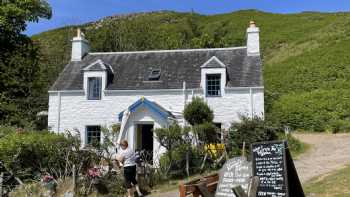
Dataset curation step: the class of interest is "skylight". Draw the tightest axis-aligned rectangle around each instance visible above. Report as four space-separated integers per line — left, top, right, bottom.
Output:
148 69 161 81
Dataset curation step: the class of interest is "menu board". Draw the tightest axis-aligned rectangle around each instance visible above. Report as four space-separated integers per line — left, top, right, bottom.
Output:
215 157 252 197
252 141 288 197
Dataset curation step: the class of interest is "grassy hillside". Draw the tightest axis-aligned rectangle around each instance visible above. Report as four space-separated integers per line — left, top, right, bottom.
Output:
304 165 350 196
33 10 350 132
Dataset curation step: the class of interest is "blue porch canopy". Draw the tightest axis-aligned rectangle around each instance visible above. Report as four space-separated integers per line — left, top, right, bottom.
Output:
118 97 174 122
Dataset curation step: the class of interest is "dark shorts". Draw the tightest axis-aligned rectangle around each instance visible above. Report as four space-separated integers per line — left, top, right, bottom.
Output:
124 165 137 189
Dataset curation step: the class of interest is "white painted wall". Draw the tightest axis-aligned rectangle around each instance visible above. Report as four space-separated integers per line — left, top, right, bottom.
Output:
48 87 263 134
48 87 264 163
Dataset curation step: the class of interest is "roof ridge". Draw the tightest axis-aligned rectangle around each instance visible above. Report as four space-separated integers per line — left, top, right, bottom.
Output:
88 46 247 55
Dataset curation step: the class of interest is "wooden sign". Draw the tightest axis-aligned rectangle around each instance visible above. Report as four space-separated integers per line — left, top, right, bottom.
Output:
251 140 304 197
215 156 252 197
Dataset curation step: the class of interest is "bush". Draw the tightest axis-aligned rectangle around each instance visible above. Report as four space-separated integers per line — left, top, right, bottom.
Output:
184 97 214 126
278 133 309 158
0 128 98 183
159 145 204 178
0 125 16 138
228 116 278 156
193 122 219 144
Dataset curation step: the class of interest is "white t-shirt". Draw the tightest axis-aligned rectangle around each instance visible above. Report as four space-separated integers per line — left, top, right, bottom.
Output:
118 147 136 167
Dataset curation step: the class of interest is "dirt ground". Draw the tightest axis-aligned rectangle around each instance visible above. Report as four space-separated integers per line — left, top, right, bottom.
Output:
148 133 350 196
293 132 350 183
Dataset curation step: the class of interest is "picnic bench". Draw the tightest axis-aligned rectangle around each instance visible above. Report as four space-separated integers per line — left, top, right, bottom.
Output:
179 173 219 197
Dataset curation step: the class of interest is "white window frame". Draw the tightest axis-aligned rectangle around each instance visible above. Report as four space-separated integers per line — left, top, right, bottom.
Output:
206 74 221 97
201 68 226 97
83 71 107 100
87 77 102 100
86 125 101 146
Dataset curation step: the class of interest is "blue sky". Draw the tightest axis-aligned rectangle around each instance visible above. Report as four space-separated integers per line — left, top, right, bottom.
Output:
26 0 350 35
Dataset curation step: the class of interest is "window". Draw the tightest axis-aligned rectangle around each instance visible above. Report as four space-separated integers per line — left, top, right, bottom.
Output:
206 74 221 96
148 69 161 81
86 126 101 146
88 77 102 100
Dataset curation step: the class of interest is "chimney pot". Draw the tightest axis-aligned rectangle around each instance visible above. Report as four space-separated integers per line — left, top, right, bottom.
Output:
249 21 256 27
77 28 81 37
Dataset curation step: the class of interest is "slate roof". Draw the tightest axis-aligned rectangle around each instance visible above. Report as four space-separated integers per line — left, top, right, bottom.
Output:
50 47 263 91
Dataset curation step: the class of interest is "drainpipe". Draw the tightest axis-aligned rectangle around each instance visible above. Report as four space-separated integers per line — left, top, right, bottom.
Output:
57 91 62 132
182 81 187 126
249 88 254 118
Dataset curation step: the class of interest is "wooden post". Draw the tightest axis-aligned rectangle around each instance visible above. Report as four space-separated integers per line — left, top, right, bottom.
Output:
179 182 186 197
72 164 76 193
242 141 246 157
248 176 260 197
0 172 3 197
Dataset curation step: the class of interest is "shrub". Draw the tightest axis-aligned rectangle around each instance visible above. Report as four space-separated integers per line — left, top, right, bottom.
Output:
228 116 278 156
0 125 16 138
0 129 98 183
159 145 204 178
193 122 219 144
183 97 214 126
154 124 191 176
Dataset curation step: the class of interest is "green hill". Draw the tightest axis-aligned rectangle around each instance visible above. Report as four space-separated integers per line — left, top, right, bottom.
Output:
33 10 350 132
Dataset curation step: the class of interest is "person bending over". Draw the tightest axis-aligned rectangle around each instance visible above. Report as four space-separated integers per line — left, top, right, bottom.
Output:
116 140 143 197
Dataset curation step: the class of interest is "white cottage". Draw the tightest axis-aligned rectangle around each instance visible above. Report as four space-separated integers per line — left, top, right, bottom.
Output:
48 21 264 164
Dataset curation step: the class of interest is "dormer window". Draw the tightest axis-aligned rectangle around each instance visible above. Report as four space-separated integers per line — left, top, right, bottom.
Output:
148 69 161 81
88 77 102 100
206 74 221 96
201 56 227 97
83 59 114 101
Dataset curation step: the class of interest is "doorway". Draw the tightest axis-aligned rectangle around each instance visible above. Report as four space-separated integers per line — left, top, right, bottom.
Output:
136 123 154 162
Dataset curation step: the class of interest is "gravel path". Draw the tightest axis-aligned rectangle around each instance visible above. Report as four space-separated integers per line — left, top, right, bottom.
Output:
293 133 350 183
148 133 350 196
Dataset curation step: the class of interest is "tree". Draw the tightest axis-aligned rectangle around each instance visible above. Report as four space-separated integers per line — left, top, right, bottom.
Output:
0 0 52 126
183 97 214 126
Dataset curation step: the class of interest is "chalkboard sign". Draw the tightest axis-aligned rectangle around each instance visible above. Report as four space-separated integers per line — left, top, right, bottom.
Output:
215 156 252 197
251 140 304 197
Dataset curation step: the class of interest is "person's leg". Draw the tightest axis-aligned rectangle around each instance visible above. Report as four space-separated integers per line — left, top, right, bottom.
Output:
131 166 142 196
124 167 134 197
127 188 133 197
134 184 142 196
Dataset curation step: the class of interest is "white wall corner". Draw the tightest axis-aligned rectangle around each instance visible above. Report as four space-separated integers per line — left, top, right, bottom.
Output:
246 21 260 56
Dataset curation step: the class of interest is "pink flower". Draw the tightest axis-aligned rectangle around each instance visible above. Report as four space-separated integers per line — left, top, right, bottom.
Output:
88 167 101 178
43 175 54 183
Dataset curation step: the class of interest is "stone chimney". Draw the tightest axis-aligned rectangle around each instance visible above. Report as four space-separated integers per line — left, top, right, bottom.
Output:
246 21 260 56
71 28 90 61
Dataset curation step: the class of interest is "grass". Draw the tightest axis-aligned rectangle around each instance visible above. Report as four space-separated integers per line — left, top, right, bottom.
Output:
303 165 350 197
